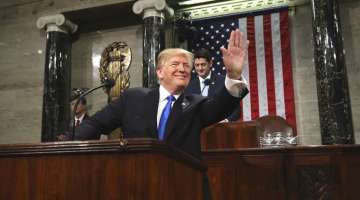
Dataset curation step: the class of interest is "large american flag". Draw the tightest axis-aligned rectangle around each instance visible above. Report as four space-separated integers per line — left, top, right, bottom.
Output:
189 8 297 131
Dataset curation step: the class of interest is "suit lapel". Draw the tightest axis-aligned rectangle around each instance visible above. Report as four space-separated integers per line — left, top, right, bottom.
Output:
208 74 217 96
194 78 201 94
143 88 159 138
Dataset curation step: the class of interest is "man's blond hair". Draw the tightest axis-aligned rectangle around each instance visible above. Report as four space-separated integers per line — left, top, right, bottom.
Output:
156 48 193 69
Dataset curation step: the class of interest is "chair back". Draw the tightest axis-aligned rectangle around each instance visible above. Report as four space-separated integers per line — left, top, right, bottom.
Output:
256 115 294 138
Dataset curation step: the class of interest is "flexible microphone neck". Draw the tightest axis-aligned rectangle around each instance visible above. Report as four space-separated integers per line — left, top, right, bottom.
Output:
71 79 115 140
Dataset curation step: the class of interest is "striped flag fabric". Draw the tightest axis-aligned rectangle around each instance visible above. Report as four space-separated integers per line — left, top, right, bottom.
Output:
189 8 297 131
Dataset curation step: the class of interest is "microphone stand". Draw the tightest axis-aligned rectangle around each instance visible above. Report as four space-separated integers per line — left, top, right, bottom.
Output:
69 78 128 146
70 83 113 141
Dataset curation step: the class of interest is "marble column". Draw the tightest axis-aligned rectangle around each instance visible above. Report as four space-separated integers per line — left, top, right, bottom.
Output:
310 0 354 144
37 14 78 142
133 0 174 88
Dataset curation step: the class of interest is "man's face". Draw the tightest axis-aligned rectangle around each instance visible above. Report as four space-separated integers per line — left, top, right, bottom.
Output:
156 55 192 94
70 99 86 115
194 58 212 78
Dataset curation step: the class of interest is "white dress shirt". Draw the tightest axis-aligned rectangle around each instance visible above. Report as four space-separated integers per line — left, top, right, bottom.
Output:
74 113 86 125
198 72 212 96
156 85 180 128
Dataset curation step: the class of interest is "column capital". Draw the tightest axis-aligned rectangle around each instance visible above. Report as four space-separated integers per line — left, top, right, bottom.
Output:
36 14 78 34
132 0 174 19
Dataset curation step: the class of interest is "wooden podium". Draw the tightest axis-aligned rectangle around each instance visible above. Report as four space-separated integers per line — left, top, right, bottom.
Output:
0 139 206 200
201 121 258 149
201 121 360 199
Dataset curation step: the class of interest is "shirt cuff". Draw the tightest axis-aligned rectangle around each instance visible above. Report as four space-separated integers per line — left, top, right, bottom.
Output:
225 75 248 97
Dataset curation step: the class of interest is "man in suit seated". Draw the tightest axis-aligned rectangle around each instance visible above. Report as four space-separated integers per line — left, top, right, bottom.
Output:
70 90 89 128
57 89 90 141
185 48 241 122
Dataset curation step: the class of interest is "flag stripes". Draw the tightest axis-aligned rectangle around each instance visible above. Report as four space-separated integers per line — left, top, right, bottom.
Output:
189 9 297 131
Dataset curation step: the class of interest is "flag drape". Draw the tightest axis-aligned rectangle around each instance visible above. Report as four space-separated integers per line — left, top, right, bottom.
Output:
189 8 297 131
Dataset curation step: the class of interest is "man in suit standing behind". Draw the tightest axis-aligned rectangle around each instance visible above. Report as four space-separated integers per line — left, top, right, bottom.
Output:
185 48 241 122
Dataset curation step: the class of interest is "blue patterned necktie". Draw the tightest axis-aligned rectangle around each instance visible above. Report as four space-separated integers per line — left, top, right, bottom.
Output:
158 95 175 140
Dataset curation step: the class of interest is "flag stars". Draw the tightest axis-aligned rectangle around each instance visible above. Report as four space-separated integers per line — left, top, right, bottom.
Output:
215 30 219 33
210 36 214 39
221 24 224 27
210 25 214 29
206 42 209 45
200 27 204 30
221 34 224 38
211 46 215 50
216 40 220 44
205 31 209 35
216 51 220 55
196 43 200 47
201 37 204 40
231 22 235 26
226 28 230 32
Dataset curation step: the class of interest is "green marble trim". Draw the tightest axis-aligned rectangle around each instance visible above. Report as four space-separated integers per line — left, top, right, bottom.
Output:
176 0 309 19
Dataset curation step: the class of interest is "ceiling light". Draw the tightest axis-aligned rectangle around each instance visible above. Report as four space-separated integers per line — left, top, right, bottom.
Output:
178 0 217 6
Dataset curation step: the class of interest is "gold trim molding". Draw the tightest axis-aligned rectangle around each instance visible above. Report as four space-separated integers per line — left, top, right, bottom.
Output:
176 0 309 19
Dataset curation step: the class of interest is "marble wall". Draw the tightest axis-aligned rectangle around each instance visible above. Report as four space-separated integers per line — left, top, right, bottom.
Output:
291 1 360 145
290 5 322 145
71 25 143 115
0 0 359 145
0 14 44 143
341 1 360 144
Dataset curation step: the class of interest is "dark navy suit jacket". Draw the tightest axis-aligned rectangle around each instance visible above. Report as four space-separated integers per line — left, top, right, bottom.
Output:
75 86 248 159
184 73 241 121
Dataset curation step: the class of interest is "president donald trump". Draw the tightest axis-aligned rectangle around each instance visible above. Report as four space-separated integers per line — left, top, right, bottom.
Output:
76 29 248 160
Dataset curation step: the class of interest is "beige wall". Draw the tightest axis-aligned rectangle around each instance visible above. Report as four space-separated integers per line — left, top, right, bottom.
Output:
0 0 359 145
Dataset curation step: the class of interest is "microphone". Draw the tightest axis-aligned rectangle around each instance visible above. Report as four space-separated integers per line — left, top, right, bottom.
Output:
103 78 116 89
70 78 115 140
201 79 212 96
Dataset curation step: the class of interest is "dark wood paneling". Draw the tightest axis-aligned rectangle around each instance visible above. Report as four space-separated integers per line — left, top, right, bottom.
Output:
338 152 360 200
203 145 360 200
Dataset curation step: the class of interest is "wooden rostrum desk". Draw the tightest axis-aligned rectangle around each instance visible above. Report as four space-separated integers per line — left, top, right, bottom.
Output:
203 145 360 200
0 139 206 200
